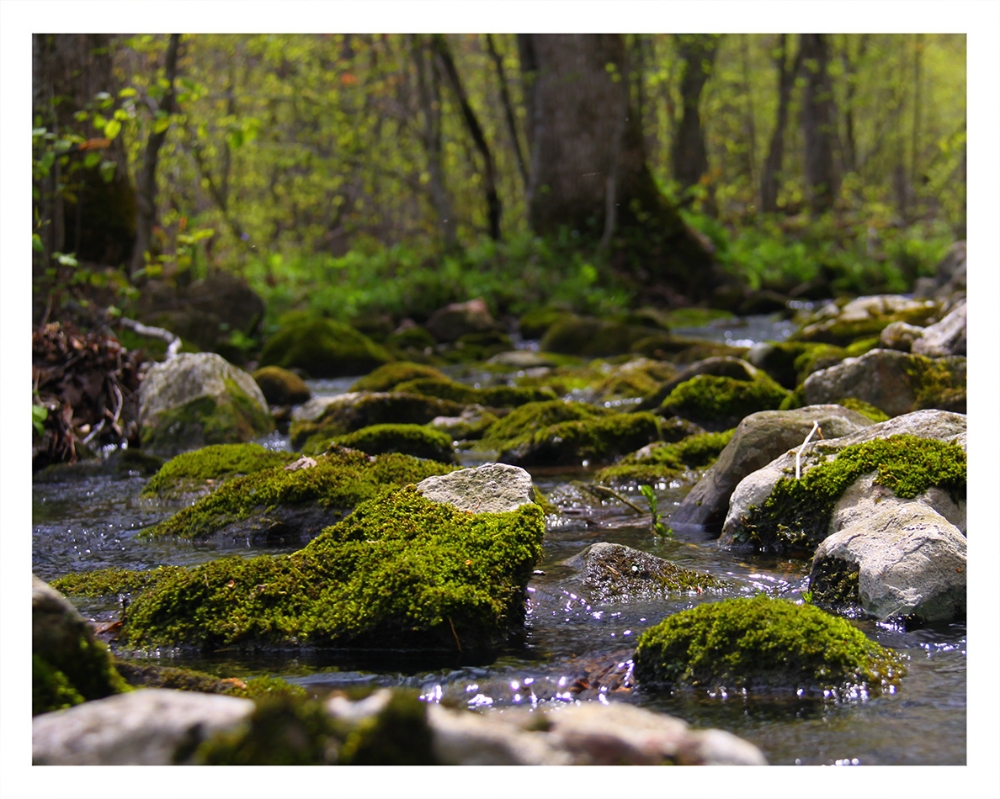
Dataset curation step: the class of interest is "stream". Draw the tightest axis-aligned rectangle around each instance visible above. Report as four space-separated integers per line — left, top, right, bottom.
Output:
31 314 967 766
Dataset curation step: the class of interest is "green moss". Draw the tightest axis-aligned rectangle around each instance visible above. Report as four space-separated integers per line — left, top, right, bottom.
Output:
33 655 85 714
518 306 574 339
902 354 967 412
660 374 790 430
480 400 610 450
633 595 906 696
252 366 311 406
32 631 131 716
394 377 557 408
835 398 890 423
585 545 729 602
259 317 394 378
594 430 734 485
142 443 298 499
793 303 939 347
337 689 436 765
809 557 862 609
540 315 659 358
734 434 966 553
349 362 448 393
313 423 454 463
51 565 185 597
844 336 880 357
120 486 545 651
144 448 455 541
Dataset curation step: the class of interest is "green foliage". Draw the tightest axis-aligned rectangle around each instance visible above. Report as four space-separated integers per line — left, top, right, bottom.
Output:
633 595 906 696
32 403 48 437
639 484 672 538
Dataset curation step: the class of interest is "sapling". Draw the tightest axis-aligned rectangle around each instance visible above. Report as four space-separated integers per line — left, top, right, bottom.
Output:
639 484 672 538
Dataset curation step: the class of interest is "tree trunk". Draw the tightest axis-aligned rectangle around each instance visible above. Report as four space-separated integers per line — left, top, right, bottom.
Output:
517 34 720 304
130 34 181 277
670 34 720 195
760 34 804 213
799 34 839 214
485 34 528 189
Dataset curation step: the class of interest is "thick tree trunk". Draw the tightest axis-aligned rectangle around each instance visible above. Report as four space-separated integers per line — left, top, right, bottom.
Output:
671 34 720 195
518 34 720 305
760 34 804 213
799 34 839 214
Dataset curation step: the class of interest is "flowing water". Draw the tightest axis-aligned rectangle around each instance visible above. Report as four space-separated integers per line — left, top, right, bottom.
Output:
31 313 967 766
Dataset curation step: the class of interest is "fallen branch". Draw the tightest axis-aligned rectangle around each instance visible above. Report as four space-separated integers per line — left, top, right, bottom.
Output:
118 317 182 360
795 421 823 480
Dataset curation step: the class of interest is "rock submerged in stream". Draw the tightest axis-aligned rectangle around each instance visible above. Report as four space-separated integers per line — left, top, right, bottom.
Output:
579 543 728 601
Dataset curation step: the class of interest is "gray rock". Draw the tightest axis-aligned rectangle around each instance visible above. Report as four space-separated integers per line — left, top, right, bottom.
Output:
32 688 254 765
426 298 499 343
795 295 939 345
486 350 557 369
138 353 273 456
879 320 925 352
811 502 966 622
914 241 966 306
912 300 966 357
671 405 874 530
803 348 966 416
416 463 533 514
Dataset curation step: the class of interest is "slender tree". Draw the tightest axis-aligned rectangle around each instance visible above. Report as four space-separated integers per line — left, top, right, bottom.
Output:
799 33 839 214
760 34 805 213
670 34 721 196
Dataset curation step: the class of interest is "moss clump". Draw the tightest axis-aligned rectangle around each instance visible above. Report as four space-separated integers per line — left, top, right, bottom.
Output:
633 595 906 696
259 317 394 378
660 374 790 431
540 315 660 358
120 486 545 652
835 398 890 423
51 565 186 597
33 655 85 714
594 430 734 485
33 631 131 716
480 400 610 450
349 361 448 393
518 307 574 340
809 557 862 610
903 354 967 413
734 434 966 553
395 377 557 408
313 423 454 463
252 366 311 407
142 443 298 499
144 448 455 541
337 689 436 765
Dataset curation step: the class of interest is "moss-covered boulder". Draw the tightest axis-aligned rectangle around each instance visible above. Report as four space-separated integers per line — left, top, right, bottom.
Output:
259 317 393 378
518 306 575 340
791 295 940 347
478 400 661 467
142 443 298 499
116 480 545 653
348 361 449 393
252 366 311 407
633 595 906 697
593 430 733 486
289 391 466 450
540 315 661 358
589 358 677 403
32 576 131 716
317 423 455 463
138 353 275 457
395 377 558 408
142 447 455 544
659 373 790 431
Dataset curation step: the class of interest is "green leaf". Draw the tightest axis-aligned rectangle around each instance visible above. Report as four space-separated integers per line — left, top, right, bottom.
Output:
153 114 171 135
92 113 107 131
32 234 44 253
104 119 122 140
33 405 48 437
118 87 137 98
99 160 117 183
84 152 101 169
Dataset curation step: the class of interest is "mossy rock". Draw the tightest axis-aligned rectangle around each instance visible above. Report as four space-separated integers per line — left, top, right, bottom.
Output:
52 565 188 598
395 377 557 408
541 315 660 358
590 358 676 402
113 661 308 701
289 392 467 450
438 330 514 363
252 366 311 407
727 434 966 553
118 485 546 653
142 448 456 543
633 595 906 697
259 317 394 378
594 430 734 485
480 400 610 450
32 577 132 716
791 296 939 347
320 423 455 463
749 341 844 389
660 374 790 431
835 398 890 423
518 307 575 340
583 543 729 602
349 362 448 393
142 443 299 499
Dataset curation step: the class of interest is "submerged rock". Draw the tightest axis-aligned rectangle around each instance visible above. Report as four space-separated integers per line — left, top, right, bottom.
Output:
633 595 906 698
580 543 728 601
138 352 274 457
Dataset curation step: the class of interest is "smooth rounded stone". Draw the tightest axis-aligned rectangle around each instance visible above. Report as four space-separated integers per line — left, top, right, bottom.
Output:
426 298 499 343
879 320 926 352
416 463 533 514
811 502 966 622
912 300 966 357
138 352 273 455
486 350 557 369
802 348 966 417
639 356 763 410
720 410 966 549
32 689 254 765
671 405 874 530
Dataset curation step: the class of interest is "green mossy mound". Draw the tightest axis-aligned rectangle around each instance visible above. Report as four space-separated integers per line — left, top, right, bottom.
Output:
119 486 545 652
289 392 466 450
589 358 676 402
633 595 906 697
395 377 558 408
313 423 455 463
259 318 394 378
252 366 311 407
660 374 790 431
732 434 966 553
51 565 187 597
436 330 514 364
518 307 574 340
594 430 734 485
143 448 456 541
835 398 891 423
142 443 298 499
349 362 448 393
540 315 660 358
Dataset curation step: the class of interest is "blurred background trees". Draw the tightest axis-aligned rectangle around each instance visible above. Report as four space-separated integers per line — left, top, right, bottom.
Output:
31 32 966 327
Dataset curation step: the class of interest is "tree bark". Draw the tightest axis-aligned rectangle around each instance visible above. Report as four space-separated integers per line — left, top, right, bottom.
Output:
485 34 529 189
517 34 721 304
130 34 181 277
799 33 838 214
760 35 805 213
670 34 720 195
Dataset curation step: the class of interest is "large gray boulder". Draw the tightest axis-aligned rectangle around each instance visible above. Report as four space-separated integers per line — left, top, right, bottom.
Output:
33 689 254 765
810 502 966 623
416 463 533 514
802 348 966 416
138 353 273 456
671 405 874 530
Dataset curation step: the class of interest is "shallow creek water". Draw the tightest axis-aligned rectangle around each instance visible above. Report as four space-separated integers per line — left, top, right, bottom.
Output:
31 315 967 766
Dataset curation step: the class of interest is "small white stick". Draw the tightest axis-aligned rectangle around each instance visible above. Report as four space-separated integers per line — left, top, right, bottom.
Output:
795 421 821 480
